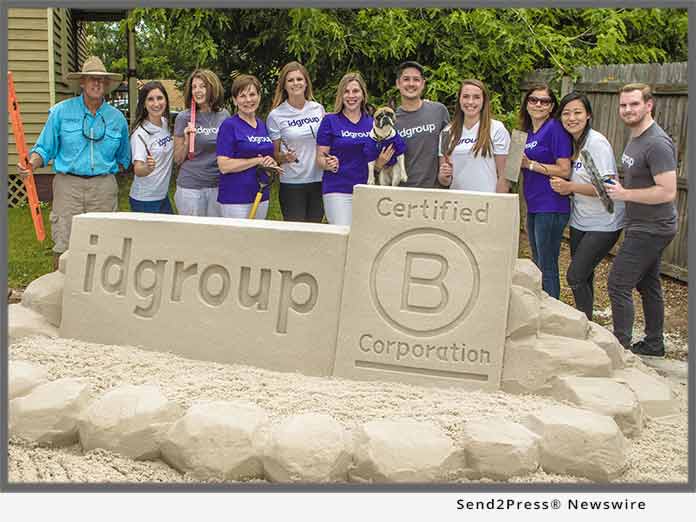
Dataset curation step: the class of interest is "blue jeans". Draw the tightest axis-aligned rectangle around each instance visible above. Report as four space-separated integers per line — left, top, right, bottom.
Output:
129 196 174 214
527 212 569 299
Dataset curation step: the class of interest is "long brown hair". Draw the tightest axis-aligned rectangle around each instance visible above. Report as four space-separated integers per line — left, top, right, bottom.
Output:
130 81 170 135
447 79 493 157
271 61 315 110
333 72 369 114
183 69 224 112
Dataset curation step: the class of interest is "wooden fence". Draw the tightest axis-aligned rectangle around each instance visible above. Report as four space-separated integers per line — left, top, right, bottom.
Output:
521 62 688 282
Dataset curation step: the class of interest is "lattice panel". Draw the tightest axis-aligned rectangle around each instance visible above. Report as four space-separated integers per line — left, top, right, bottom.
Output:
8 174 28 208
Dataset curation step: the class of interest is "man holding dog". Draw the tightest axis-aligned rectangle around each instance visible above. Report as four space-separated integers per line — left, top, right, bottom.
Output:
18 56 130 269
394 61 450 188
605 83 678 357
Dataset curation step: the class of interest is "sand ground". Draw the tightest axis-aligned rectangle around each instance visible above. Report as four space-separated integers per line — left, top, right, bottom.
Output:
7 334 689 485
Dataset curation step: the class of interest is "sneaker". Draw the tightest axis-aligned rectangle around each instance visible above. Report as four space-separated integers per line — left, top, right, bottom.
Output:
630 340 665 357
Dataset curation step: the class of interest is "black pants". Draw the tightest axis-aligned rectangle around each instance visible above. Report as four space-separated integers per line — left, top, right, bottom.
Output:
607 229 675 349
279 182 324 223
567 226 622 321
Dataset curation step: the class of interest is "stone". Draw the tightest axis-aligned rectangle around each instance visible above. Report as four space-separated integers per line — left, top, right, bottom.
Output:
612 368 680 418
349 418 466 483
502 334 612 395
9 360 49 400
620 350 656 376
257 413 351 483
460 417 540 480
539 294 589 339
550 376 644 438
334 186 520 390
58 251 69 274
160 401 268 480
639 357 688 387
21 270 64 327
9 378 91 446
587 322 625 369
7 304 59 344
506 284 540 338
78 384 182 460
522 404 628 481
60 213 349 377
512 258 542 297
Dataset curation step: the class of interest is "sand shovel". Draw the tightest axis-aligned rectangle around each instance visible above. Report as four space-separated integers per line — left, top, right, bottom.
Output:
248 165 282 219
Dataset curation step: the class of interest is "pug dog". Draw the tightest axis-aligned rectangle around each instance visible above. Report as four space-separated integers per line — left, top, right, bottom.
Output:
367 106 407 186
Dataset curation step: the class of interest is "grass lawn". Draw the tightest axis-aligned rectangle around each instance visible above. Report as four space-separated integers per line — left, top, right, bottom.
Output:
7 172 283 288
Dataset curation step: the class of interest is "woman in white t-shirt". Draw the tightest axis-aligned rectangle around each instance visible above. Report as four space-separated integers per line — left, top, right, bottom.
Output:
129 81 174 213
550 92 625 320
267 62 326 222
438 79 510 193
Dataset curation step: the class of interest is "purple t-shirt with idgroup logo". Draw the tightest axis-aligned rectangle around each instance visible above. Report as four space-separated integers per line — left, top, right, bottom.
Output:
316 112 373 195
216 114 274 204
522 118 572 213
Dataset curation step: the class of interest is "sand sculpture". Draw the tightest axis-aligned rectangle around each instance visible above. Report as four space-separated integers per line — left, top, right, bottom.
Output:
7 185 680 483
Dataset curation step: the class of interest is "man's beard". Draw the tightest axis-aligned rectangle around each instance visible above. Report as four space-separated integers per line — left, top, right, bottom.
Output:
622 111 648 127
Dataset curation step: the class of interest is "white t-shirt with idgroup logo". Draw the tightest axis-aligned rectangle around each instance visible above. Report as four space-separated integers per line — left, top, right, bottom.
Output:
266 100 325 184
440 119 510 193
570 128 625 232
129 117 174 201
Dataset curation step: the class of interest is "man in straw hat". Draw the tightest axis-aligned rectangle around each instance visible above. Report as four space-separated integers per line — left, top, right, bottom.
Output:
18 56 131 269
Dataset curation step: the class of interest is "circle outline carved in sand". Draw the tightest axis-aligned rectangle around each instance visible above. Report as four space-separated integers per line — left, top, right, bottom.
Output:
369 228 480 337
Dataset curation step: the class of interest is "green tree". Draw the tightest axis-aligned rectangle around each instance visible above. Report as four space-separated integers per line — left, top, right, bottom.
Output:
86 7 688 120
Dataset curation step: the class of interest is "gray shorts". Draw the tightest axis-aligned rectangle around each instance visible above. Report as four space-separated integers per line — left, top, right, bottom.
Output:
50 173 118 253
174 186 222 217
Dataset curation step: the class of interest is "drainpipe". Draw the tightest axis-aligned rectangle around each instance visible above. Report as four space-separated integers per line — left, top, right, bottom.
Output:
47 8 55 107
127 11 136 127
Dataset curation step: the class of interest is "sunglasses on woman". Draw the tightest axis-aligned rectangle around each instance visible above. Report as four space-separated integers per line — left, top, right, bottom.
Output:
527 96 553 107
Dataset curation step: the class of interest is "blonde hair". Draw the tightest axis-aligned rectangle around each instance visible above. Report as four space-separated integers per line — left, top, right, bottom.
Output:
333 72 369 114
183 69 225 112
620 82 653 103
271 62 315 110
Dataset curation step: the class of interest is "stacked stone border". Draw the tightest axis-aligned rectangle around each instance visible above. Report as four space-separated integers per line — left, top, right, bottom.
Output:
8 255 680 483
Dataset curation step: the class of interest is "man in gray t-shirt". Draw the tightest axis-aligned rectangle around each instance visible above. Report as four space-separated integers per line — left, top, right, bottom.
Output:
606 83 678 357
393 62 450 188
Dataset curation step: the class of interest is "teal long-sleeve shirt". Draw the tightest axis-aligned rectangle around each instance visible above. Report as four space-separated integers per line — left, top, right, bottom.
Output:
31 94 131 176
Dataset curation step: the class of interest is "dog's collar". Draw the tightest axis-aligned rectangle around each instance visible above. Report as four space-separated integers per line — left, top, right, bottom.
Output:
370 127 396 142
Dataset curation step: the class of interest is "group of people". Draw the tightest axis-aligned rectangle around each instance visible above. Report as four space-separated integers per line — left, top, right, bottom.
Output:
516 80 677 358
19 56 678 358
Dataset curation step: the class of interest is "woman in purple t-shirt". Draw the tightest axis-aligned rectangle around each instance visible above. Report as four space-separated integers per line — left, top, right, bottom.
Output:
518 82 573 299
216 75 281 219
315 71 375 226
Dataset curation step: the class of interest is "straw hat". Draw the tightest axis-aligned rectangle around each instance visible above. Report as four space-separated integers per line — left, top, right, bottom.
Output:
66 56 123 93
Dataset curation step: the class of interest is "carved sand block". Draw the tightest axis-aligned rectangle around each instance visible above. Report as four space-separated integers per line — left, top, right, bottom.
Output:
334 186 519 390
60 213 349 376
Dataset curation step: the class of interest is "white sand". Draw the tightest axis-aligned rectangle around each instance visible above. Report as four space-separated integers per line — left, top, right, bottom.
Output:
8 335 688 485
